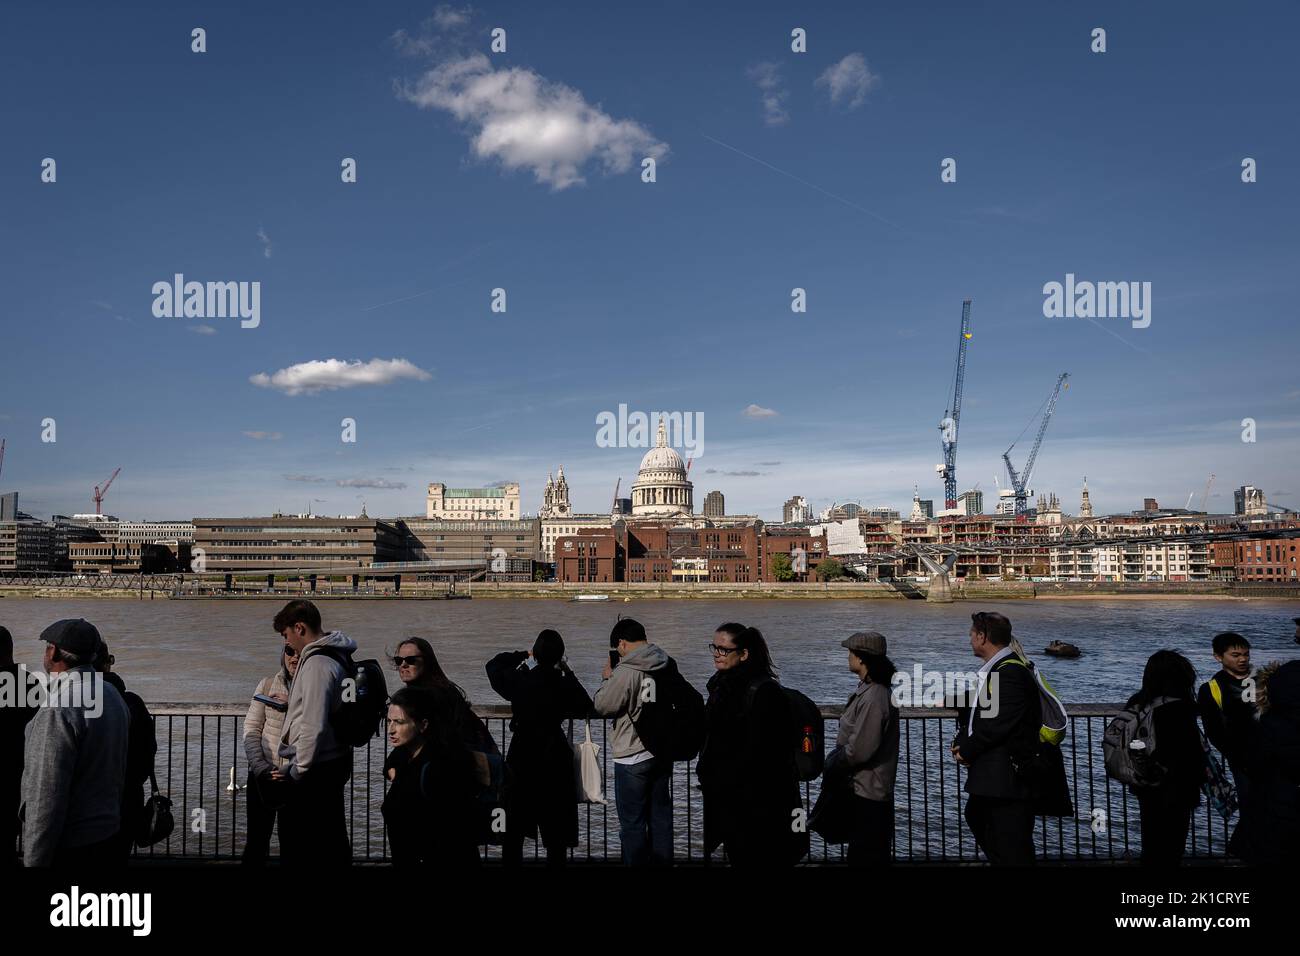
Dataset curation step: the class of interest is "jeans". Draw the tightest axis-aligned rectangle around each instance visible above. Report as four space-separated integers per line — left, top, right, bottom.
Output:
614 757 673 866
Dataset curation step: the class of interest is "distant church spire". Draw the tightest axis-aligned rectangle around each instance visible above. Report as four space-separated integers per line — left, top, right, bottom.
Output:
1079 477 1093 518
655 416 668 447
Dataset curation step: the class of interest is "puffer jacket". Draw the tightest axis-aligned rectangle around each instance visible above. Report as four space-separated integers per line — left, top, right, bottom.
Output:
244 662 292 776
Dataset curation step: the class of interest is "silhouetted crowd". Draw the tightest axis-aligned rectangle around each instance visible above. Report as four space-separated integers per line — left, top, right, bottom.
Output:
3 606 1299 867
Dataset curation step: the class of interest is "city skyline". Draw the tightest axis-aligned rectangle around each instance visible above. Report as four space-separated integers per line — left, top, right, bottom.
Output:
3 2 1297 522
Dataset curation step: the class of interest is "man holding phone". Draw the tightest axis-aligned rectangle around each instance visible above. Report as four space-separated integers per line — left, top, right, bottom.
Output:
593 618 675 865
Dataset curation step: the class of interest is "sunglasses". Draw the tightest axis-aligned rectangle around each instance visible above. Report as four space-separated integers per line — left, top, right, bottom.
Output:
708 643 739 658
283 645 298 658
392 655 424 667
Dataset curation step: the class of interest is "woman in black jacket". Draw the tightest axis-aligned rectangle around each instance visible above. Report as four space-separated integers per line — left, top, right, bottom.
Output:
696 623 803 866
1125 650 1207 866
486 629 593 866
382 686 483 866
1242 660 1300 864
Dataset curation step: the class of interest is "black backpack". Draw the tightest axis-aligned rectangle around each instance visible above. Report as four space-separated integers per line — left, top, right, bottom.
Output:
306 646 388 747
631 659 706 761
746 679 824 782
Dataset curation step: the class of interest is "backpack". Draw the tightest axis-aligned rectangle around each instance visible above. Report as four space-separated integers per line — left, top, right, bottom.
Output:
305 646 388 747
1103 696 1174 788
631 659 706 761
745 679 825 782
1002 648 1069 745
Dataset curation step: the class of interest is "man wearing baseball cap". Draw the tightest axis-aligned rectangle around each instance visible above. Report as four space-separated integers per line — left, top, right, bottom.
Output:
20 619 129 867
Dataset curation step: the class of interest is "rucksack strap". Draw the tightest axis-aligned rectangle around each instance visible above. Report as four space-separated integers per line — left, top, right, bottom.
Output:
1207 678 1223 710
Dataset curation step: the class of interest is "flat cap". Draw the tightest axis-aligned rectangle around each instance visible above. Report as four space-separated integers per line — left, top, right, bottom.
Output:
40 619 102 657
841 630 887 656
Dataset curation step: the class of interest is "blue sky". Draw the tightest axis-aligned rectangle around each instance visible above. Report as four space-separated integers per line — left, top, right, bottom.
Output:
2 1 1297 522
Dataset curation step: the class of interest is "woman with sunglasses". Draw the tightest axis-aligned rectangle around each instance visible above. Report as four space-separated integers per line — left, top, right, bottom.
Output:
388 637 499 758
240 642 299 864
696 623 803 866
382 686 483 866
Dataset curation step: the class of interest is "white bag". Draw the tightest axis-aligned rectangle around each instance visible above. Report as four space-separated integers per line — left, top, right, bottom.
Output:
573 721 605 804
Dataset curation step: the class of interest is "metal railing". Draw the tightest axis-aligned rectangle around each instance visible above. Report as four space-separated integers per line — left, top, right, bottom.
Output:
111 703 1230 864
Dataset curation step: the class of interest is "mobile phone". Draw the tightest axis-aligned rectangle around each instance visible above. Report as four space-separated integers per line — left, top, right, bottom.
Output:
253 693 288 712
608 649 620 670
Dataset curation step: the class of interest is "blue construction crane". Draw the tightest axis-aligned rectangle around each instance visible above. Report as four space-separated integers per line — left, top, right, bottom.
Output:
1003 372 1070 516
936 300 972 510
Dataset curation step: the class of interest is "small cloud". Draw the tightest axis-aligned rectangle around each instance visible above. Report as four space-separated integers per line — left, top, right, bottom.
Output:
756 461 782 467
91 300 130 324
706 468 763 477
337 478 407 490
432 3 473 29
816 53 880 109
189 325 217 335
283 474 328 483
250 358 433 396
257 226 272 259
743 404 779 418
243 430 283 441
746 62 790 127
396 50 669 191
1283 389 1300 401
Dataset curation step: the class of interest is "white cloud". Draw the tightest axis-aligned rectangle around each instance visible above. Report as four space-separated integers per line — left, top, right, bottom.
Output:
432 4 472 29
243 431 282 441
816 53 880 109
743 404 779 418
397 52 669 190
283 474 327 483
250 358 432 396
257 226 272 259
189 324 217 335
746 62 790 127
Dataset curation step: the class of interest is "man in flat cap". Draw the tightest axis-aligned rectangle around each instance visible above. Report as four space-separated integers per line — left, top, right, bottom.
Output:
20 619 129 866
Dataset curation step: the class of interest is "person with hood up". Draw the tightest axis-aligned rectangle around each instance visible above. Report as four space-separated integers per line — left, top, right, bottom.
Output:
696 623 802 866
592 617 676 865
1241 659 1300 864
273 600 357 866
241 643 299 863
92 639 156 860
486 629 593 866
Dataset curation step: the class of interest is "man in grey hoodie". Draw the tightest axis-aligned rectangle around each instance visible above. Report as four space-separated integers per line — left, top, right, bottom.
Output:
592 618 674 865
273 600 356 866
21 619 129 867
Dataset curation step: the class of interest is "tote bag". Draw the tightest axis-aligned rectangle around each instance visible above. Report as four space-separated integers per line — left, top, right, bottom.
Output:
572 721 605 804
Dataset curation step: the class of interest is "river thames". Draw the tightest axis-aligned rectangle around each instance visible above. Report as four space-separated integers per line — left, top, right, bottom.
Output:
2 597 1297 705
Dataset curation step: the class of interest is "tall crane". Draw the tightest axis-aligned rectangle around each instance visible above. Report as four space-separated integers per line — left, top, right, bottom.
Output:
0 438 5 483
611 477 621 513
1200 473 1216 512
1002 373 1069 516
936 299 973 510
93 467 121 515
